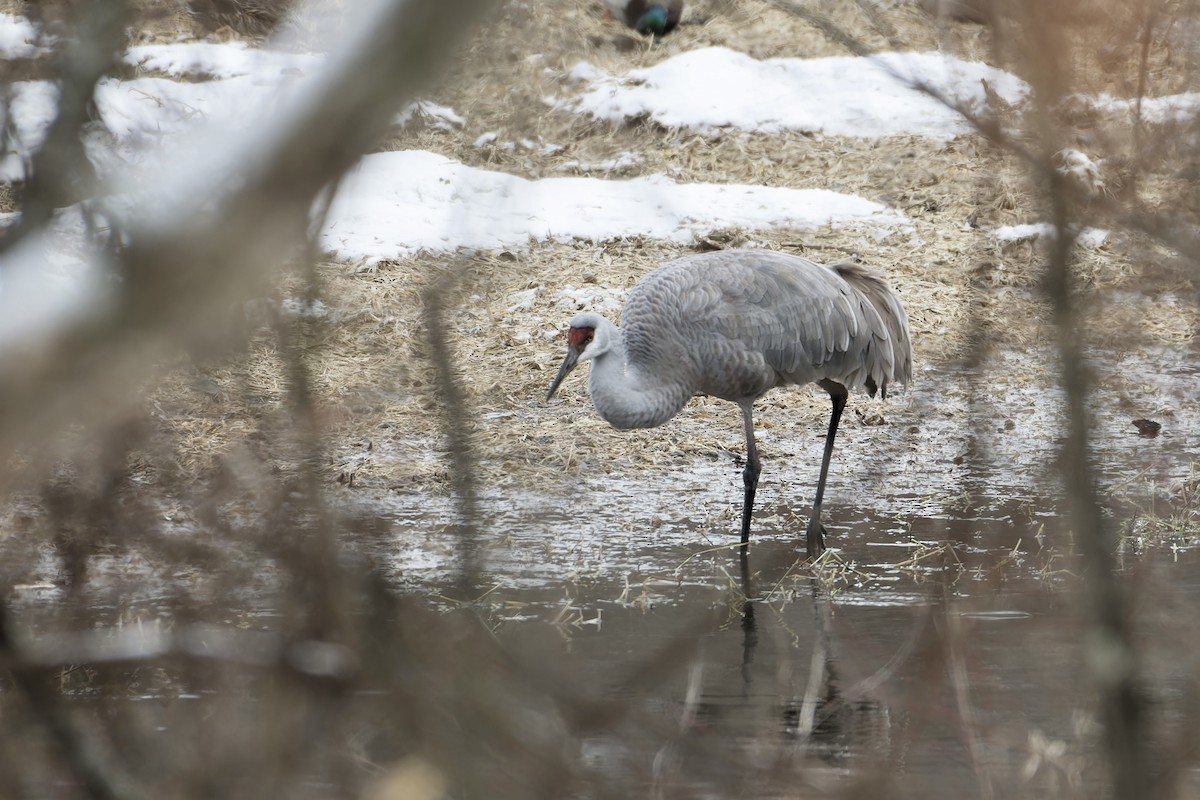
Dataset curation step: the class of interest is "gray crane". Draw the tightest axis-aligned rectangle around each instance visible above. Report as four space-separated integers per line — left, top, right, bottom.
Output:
545 249 912 558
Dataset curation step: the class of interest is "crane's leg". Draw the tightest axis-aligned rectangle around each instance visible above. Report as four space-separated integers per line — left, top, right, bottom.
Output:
806 381 848 558
739 402 761 549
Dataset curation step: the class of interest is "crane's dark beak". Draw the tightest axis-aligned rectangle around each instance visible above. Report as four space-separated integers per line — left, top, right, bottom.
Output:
546 347 580 401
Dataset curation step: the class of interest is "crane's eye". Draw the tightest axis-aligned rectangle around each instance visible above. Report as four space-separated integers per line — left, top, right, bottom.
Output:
568 326 594 348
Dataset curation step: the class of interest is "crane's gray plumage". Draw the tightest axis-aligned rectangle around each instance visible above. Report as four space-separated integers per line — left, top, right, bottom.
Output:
546 249 911 557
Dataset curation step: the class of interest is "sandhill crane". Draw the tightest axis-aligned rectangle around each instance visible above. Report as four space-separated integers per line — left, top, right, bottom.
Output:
545 249 912 558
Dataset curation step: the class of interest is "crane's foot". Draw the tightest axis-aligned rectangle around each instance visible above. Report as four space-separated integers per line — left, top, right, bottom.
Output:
804 518 827 560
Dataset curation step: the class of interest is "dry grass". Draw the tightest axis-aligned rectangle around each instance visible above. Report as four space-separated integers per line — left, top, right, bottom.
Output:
2 0 1190 511
3 3 1200 799
84 0 1187 501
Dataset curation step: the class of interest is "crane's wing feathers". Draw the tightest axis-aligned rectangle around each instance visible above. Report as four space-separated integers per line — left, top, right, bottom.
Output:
831 260 913 393
621 251 911 400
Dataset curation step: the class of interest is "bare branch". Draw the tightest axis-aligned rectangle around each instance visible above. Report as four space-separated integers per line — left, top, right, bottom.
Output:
0 0 501 472
2 1 128 249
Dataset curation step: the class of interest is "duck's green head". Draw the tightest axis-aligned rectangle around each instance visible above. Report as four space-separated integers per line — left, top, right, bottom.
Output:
635 4 669 35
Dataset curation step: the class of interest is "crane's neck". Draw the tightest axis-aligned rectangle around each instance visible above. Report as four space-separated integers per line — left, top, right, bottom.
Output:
587 329 692 430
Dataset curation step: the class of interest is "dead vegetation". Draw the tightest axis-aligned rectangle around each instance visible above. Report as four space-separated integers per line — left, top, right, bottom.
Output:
99 0 1195 495
1 0 1199 798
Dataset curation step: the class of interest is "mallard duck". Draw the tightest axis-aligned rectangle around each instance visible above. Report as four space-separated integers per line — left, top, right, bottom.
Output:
604 0 683 36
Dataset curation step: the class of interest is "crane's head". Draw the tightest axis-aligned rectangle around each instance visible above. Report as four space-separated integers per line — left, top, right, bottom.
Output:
546 312 610 401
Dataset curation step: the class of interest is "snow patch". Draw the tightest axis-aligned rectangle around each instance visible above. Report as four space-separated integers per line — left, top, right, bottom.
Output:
993 223 1052 242
558 152 643 174
507 288 540 313
320 150 911 264
1085 91 1200 124
1055 148 1104 195
0 81 60 181
992 223 1108 248
562 47 1029 140
393 100 465 131
554 285 627 315
0 13 50 59
0 209 107 348
124 41 321 79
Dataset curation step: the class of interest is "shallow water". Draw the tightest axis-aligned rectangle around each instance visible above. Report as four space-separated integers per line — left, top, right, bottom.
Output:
6 345 1198 798
359 343 1198 600
335 343 1200 796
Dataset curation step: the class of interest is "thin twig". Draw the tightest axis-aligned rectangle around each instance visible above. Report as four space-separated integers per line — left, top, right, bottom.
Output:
423 266 482 594
0 602 148 800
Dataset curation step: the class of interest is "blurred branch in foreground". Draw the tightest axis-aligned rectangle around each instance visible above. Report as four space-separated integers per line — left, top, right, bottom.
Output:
3 0 127 239
1 1 1198 798
1024 12 1153 797
0 0 499 479
771 1 1199 797
0 1 502 796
